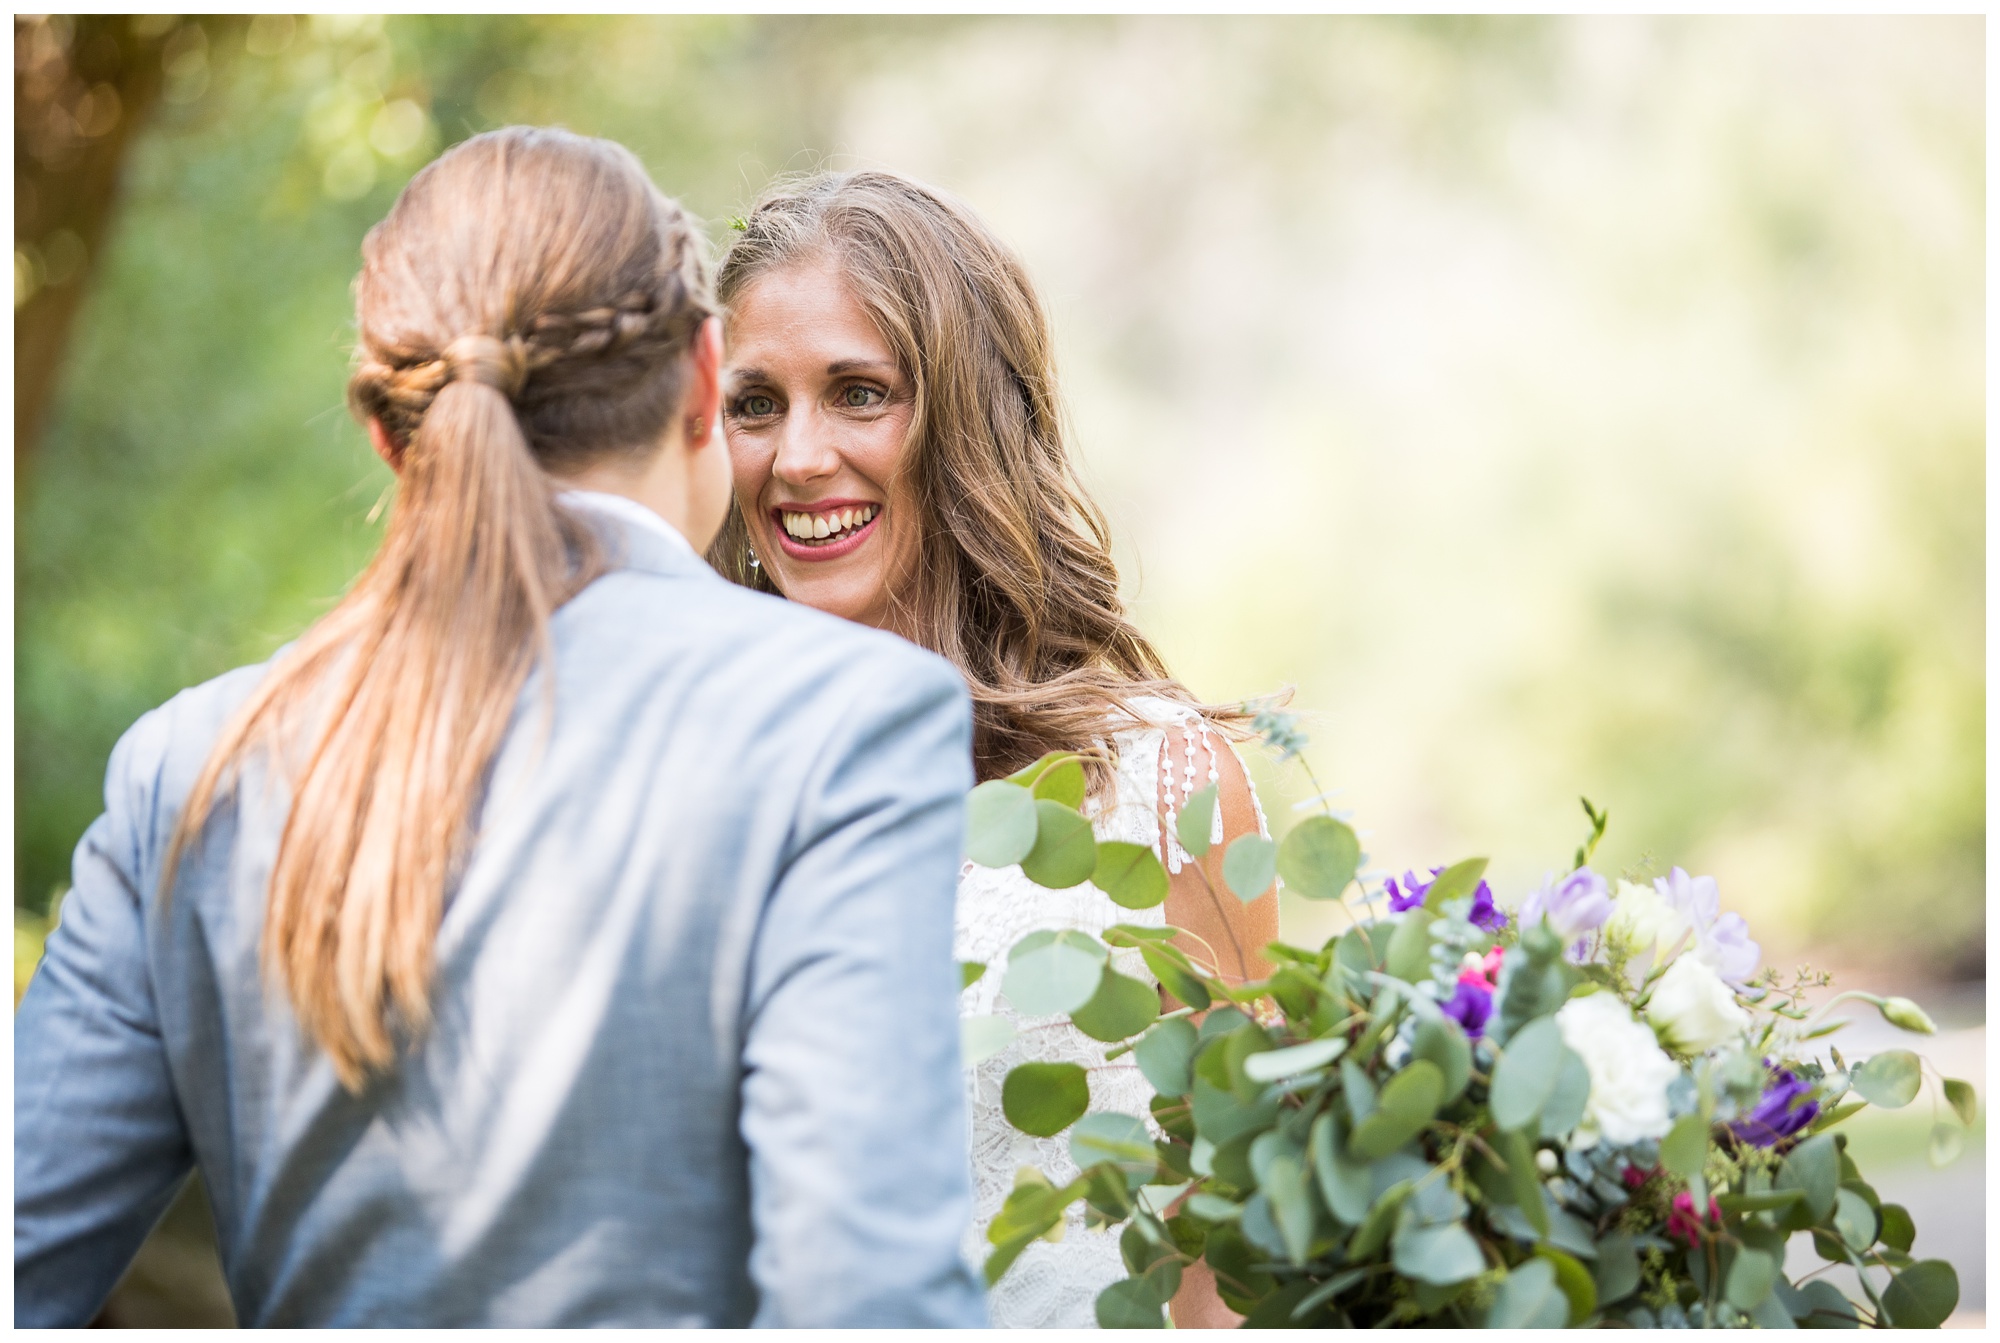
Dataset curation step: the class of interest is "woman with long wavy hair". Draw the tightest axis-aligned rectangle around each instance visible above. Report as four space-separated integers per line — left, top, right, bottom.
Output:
14 130 985 1328
712 169 1279 1328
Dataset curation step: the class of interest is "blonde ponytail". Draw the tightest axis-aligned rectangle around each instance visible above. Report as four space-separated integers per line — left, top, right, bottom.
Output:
167 128 714 1090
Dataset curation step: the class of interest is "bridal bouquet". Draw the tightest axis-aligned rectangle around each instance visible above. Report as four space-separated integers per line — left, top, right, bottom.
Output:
960 716 1970 1328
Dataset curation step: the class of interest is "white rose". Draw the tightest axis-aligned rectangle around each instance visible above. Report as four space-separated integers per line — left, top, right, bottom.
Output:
1644 954 1751 1055
1555 992 1679 1148
1606 880 1684 963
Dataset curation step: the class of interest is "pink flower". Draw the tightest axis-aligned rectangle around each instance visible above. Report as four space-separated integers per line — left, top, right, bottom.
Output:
1666 1190 1721 1247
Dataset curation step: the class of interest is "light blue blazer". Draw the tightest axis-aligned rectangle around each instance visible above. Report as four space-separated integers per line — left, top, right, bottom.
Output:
14 494 988 1327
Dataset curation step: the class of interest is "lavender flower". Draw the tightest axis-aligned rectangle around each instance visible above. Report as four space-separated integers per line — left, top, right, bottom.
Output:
1520 867 1613 945
1729 1066 1820 1148
1442 976 1493 1038
1654 867 1761 984
1386 866 1507 932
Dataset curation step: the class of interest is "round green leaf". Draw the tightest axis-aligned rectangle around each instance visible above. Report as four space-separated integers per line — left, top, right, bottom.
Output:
1419 857 1489 914
1071 965 1160 1042
1393 1220 1487 1286
959 960 987 990
1021 798 1097 889
1877 1202 1915 1253
1002 1060 1091 1136
1852 1049 1923 1108
1660 1112 1710 1184
1943 1077 1979 1127
1538 1046 1591 1139
1883 1260 1959 1328
1832 1186 1877 1251
1487 1257 1569 1329
1275 815 1360 900
1533 1245 1599 1324
1007 750 1076 788
1140 942 1212 1011
1135 1017 1199 1096
1094 1275 1167 1327
1488 1017 1564 1132
1410 1018 1471 1104
960 1014 1017 1067
1349 1059 1445 1159
1222 834 1278 903
1259 1149 1317 1263
1071 1110 1156 1174
1383 907 1434 984
1094 841 1170 910
1929 1122 1966 1166
1176 783 1219 859
965 780 1038 868
1795 1279 1859 1326
1724 1246 1778 1311
1030 755 1087 809
1002 929 1109 1017
1777 1133 1839 1220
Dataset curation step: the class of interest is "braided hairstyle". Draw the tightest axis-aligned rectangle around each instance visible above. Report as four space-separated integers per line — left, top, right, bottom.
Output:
170 127 714 1090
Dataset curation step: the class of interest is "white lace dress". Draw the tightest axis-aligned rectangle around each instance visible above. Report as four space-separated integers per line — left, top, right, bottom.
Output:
955 697 1267 1328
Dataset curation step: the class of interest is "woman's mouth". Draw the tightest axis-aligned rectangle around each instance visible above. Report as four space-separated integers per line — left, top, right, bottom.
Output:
771 501 881 561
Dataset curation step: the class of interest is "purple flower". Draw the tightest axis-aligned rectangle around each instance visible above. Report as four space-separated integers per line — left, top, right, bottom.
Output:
1655 867 1761 984
1386 866 1507 933
1442 976 1494 1038
1520 867 1613 945
1730 1066 1820 1148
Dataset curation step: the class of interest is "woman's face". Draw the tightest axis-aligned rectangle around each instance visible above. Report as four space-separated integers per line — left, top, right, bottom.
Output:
723 260 918 632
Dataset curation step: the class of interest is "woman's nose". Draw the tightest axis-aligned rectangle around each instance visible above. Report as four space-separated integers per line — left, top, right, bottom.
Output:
770 408 842 487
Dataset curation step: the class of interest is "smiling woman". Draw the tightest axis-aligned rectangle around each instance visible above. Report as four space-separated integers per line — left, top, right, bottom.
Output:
720 257 917 630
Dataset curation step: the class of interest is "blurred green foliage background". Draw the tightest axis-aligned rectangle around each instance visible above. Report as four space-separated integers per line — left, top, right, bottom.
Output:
18 15 1980 980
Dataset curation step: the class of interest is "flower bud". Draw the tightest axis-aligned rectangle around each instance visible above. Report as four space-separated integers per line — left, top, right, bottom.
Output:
1879 996 1937 1035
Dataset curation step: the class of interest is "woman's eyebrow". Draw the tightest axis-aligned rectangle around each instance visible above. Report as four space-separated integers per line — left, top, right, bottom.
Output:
826 358 897 376
724 367 769 389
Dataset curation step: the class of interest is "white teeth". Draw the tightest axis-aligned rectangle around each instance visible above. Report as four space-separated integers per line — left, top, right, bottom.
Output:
779 505 878 542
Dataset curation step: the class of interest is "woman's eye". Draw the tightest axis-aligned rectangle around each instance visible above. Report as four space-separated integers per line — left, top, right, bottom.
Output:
840 385 883 409
736 393 777 418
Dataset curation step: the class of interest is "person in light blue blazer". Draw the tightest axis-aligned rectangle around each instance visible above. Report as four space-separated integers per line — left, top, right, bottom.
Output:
13 126 987 1328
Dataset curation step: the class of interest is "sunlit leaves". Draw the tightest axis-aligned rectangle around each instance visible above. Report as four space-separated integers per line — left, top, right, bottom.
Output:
1002 929 1108 1017
960 1013 1016 1067
1135 1018 1199 1097
1094 841 1169 910
1176 783 1218 859
1851 1049 1922 1108
1022 799 1097 889
1488 1017 1563 1132
1221 834 1277 902
965 780 1037 867
1240 1035 1346 1084
1070 965 1159 1042
1487 1256 1568 1328
1942 1077 1978 1126
1275 815 1359 900
1348 1059 1443 1159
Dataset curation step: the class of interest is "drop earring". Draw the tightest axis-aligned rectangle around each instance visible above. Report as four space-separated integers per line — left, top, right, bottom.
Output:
745 542 760 571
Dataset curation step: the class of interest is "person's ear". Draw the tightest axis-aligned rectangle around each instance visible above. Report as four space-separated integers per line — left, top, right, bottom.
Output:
684 317 723 447
367 417 405 473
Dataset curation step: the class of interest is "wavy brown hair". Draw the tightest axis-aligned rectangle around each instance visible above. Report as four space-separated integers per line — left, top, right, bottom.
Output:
167 127 714 1090
708 170 1250 783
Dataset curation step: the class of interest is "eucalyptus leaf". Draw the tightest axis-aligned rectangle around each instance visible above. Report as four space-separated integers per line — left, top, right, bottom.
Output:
1725 1246 1778 1311
1594 1231 1641 1304
1877 1202 1915 1253
1348 1181 1412 1261
1882 1260 1959 1328
1241 1035 1346 1083
1310 1112 1371 1224
1030 754 1087 809
1493 1128 1548 1236
1489 1016 1564 1132
1222 834 1278 903
1021 799 1098 889
1851 1049 1922 1109
1832 1186 1877 1251
1003 929 1109 1017
1002 1061 1090 1136
1534 1245 1598 1324
1928 1122 1965 1167
1094 841 1170 910
1006 750 1074 788
1538 1046 1591 1140
1259 1148 1318 1264
1392 1219 1486 1286
1276 814 1361 900
959 960 987 990
1177 783 1219 859
1134 1017 1199 1097
1103 922 1181 945
1072 1111 1157 1175
1777 1133 1839 1220
1943 1077 1978 1127
1094 1277 1167 1328
1410 1018 1471 1104
1487 1257 1569 1329
1660 1112 1710 1184
1795 1278 1859 1327
1141 942 1212 1012
1382 908 1434 984
1419 857 1488 913
1349 1060 1444 1160
1071 965 1160 1042
965 780 1038 868
960 1014 1017 1067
